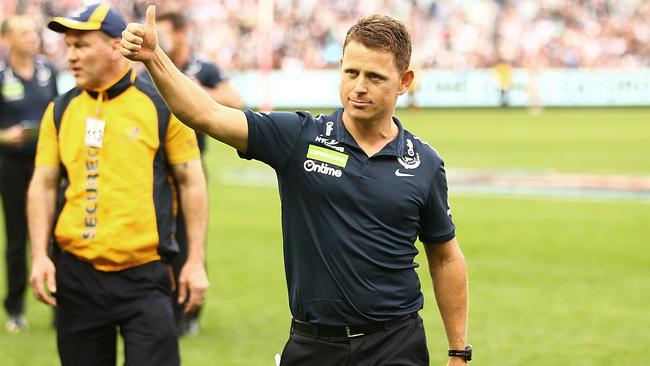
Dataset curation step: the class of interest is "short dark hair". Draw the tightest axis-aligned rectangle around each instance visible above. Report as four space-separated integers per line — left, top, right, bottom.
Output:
343 15 412 73
156 11 188 31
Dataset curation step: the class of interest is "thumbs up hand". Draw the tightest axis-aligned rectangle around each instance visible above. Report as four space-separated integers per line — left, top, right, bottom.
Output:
120 5 158 62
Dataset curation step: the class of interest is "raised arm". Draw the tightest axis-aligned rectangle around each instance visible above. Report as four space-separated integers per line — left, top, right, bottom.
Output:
204 81 244 110
423 238 469 366
27 166 61 306
120 5 248 152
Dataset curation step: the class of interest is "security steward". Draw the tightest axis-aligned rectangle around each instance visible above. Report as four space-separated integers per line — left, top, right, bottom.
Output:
27 4 208 366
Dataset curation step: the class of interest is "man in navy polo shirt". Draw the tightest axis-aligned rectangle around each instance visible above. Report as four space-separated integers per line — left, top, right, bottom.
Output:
0 14 58 333
123 7 470 365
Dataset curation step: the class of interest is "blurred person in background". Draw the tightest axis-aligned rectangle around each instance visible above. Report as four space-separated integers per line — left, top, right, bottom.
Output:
0 14 58 333
142 9 243 337
525 50 544 115
27 4 208 365
123 7 470 365
492 58 512 107
406 66 420 111
155 11 243 116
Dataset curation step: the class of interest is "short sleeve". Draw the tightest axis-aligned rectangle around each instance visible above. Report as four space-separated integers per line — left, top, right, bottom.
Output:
34 102 60 167
419 160 456 244
238 109 306 170
164 114 201 165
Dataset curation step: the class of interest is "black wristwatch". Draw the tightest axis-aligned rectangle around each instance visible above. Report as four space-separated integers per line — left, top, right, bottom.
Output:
448 345 472 361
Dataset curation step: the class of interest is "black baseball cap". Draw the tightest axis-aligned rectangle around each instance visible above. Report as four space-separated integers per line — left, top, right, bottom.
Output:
48 3 127 38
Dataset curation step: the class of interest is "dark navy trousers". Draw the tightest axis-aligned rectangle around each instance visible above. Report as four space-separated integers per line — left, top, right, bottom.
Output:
280 315 430 366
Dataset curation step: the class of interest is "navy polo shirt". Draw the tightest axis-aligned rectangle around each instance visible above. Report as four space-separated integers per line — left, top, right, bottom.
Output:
239 108 455 326
0 57 58 157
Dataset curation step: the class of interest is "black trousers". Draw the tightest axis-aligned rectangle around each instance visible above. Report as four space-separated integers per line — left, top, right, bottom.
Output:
0 154 33 316
280 315 430 366
55 252 180 366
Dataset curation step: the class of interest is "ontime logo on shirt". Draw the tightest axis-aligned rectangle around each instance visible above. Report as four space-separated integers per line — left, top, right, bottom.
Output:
303 159 342 178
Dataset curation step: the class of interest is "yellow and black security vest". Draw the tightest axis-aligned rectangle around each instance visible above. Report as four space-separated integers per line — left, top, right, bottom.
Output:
35 66 200 271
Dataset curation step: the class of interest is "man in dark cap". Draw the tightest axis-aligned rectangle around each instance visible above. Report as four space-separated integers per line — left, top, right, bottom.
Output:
28 4 208 365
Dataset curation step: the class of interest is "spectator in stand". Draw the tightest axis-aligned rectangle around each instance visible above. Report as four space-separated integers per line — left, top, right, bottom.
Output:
2 1 649 75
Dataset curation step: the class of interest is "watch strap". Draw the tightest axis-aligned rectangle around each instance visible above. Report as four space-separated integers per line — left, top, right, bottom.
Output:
448 345 472 361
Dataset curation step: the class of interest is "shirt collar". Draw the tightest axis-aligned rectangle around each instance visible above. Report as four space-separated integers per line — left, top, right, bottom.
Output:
86 66 135 100
332 108 407 157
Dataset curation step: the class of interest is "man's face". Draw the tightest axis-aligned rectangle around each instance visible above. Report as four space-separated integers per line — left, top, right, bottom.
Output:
339 41 411 125
156 20 186 55
64 30 118 90
4 17 39 56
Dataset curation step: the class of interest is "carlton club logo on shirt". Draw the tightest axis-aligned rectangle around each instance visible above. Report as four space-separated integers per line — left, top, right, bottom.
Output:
396 139 420 177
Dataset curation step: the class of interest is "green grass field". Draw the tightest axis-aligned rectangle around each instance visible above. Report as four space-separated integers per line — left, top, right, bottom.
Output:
1 108 649 365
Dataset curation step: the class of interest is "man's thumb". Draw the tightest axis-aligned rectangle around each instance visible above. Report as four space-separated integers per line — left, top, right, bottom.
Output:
145 5 156 30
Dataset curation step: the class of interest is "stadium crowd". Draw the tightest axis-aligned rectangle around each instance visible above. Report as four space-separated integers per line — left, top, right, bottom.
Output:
2 0 650 71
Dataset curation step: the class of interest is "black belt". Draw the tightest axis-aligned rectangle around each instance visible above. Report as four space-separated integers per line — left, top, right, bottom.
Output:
291 313 418 338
